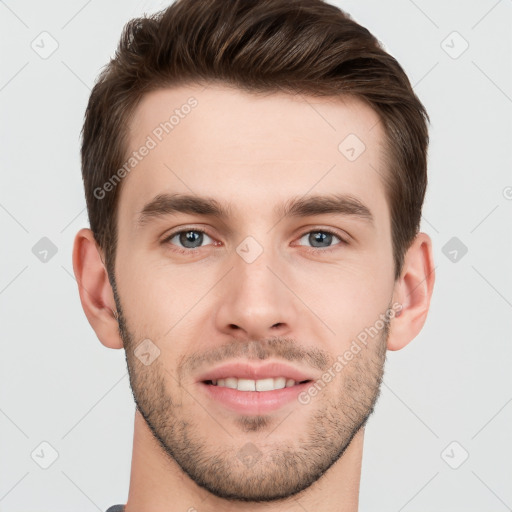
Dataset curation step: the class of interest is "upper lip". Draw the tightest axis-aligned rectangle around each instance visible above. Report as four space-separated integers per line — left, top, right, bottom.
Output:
196 361 315 383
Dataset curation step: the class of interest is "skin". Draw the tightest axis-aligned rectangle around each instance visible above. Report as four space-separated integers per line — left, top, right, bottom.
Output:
73 83 435 511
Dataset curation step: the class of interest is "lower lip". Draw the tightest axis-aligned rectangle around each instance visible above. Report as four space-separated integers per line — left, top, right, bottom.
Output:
198 381 312 414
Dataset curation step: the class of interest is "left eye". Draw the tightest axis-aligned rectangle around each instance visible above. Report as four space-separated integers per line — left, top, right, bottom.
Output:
296 230 345 249
164 229 213 250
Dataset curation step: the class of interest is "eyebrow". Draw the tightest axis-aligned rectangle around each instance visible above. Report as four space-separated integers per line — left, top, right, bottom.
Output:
136 192 374 227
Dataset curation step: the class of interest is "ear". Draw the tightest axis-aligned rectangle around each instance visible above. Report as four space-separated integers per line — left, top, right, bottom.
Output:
72 228 124 349
387 232 435 351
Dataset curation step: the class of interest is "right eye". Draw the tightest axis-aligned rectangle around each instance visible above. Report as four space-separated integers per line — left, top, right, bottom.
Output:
162 228 218 253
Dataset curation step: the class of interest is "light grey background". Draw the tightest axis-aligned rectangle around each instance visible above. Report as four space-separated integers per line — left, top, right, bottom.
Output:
1 0 511 510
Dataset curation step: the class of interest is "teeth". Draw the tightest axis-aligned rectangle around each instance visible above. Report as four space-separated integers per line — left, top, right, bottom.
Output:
224 377 238 390
257 378 277 391
212 377 299 391
237 378 255 391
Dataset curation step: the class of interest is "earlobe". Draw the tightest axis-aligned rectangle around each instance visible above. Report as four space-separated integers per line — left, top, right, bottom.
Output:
387 232 436 351
72 228 124 349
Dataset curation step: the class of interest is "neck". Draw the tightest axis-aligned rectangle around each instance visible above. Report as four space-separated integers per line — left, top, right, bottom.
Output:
124 410 363 512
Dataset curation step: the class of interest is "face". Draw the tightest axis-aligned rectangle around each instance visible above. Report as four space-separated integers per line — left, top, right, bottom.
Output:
112 83 396 501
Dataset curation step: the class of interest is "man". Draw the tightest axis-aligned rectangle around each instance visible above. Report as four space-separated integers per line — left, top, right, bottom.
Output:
72 0 435 510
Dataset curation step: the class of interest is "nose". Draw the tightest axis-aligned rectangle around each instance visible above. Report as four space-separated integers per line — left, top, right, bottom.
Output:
214 242 299 341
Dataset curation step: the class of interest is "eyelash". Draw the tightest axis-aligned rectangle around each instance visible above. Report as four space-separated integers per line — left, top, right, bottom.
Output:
161 227 348 255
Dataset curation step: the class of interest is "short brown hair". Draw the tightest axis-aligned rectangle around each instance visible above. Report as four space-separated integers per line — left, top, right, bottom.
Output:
81 0 430 281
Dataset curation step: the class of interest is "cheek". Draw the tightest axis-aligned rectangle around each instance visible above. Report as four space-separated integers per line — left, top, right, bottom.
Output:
297 261 392 337
117 254 215 338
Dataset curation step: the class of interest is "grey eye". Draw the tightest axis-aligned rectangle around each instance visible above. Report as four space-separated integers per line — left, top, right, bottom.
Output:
168 230 213 249
298 231 342 249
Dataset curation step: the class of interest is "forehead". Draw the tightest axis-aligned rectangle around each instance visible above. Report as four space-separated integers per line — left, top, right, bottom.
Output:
120 83 389 227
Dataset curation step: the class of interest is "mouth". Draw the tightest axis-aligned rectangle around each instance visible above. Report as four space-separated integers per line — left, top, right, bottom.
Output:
195 360 316 387
203 377 312 391
195 361 316 414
